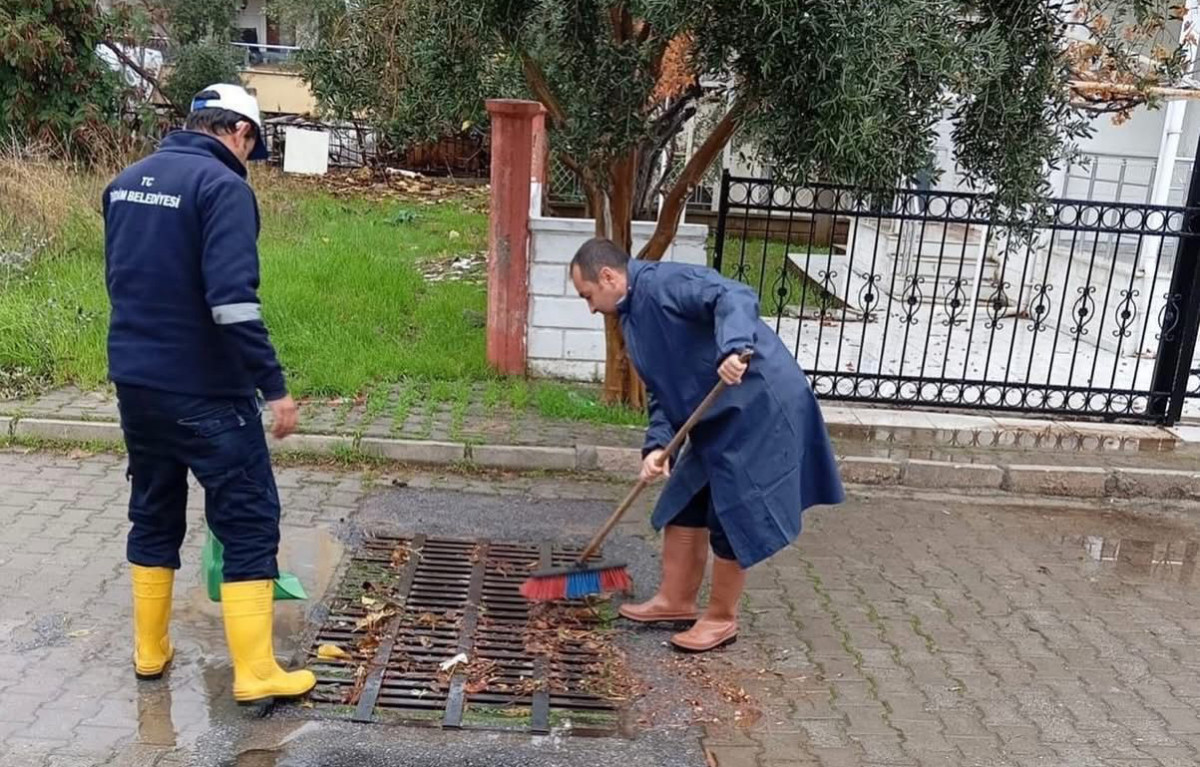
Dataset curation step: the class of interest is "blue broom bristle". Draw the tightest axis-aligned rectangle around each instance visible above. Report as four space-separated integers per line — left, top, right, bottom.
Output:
565 569 600 599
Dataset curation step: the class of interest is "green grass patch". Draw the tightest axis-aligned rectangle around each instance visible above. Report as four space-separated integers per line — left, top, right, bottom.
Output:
709 234 838 312
482 380 503 414
448 381 471 439
0 167 491 397
462 705 533 728
259 192 490 395
533 384 644 427
390 379 424 435
505 379 532 411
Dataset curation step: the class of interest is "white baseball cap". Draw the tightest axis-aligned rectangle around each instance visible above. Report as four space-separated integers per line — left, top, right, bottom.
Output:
190 83 268 161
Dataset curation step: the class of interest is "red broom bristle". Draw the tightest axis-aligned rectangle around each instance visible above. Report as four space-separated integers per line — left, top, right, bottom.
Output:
520 574 567 601
599 566 632 594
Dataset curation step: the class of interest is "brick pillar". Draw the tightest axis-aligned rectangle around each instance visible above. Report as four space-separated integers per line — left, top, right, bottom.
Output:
530 106 548 218
485 99 542 375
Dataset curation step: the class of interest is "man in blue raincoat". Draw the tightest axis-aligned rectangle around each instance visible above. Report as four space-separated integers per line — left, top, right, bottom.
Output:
569 238 844 652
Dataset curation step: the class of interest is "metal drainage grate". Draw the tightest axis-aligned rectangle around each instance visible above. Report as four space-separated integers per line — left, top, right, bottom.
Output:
307 535 623 735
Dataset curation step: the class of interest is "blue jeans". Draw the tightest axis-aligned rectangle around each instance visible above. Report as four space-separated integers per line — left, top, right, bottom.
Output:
117 384 281 582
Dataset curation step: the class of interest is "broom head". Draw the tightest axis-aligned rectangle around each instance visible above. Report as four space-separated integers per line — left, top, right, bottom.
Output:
520 561 632 602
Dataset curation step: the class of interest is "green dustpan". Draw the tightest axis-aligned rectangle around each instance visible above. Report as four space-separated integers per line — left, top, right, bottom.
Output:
202 525 307 602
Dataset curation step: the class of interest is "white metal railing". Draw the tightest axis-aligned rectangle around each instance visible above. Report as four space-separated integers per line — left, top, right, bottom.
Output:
1060 151 1195 206
926 147 1195 206
231 42 303 68
133 39 303 69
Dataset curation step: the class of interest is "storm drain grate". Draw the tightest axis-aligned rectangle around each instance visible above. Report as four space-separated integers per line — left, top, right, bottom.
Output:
306 534 623 735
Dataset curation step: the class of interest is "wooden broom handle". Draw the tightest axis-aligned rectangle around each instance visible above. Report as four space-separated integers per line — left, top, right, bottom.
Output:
575 350 753 564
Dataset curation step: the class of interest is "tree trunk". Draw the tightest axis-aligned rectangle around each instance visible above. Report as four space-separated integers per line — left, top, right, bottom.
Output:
596 150 646 410
599 95 751 407
638 93 751 262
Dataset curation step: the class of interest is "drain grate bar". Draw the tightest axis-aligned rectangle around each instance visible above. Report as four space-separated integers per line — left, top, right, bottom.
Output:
530 541 553 735
307 534 621 735
442 539 489 729
352 533 425 723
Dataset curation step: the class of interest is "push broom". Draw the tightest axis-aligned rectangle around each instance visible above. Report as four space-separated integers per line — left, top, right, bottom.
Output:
520 351 751 602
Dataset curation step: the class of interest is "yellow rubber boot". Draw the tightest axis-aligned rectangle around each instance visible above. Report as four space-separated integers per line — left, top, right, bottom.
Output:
220 580 316 704
131 565 175 680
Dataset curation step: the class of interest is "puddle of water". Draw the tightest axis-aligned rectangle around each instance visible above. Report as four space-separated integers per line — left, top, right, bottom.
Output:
117 524 346 756
177 523 346 661
1066 534 1200 585
230 720 322 766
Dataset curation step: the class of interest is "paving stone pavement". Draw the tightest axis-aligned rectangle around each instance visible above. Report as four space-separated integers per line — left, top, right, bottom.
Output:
6 448 1200 766
698 494 1200 767
0 385 646 450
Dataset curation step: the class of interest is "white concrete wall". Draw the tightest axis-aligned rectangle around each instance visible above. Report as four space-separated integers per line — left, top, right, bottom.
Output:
527 217 709 381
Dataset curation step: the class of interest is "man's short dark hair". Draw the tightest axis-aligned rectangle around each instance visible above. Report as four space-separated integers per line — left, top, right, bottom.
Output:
571 237 630 281
185 99 250 138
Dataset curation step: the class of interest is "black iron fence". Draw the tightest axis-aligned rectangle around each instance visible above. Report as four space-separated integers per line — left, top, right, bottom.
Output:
712 171 1200 424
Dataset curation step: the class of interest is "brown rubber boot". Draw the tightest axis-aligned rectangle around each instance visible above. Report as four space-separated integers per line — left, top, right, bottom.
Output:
670 556 746 652
619 526 709 623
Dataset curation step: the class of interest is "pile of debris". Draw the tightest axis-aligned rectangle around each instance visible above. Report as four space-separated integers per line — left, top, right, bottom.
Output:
419 250 486 284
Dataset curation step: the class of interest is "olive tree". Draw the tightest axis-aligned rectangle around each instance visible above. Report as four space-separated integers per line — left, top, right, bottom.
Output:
286 0 1187 406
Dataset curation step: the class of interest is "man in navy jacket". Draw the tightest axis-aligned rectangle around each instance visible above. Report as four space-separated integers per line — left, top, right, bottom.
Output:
104 83 313 703
570 238 844 653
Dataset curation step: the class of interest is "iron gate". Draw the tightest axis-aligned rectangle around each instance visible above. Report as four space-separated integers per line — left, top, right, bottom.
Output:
711 171 1200 424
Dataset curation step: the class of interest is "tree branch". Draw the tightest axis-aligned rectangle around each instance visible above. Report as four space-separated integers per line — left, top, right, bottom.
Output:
608 5 633 42
101 40 186 118
1070 80 1200 101
638 92 753 262
634 101 696 214
637 20 653 45
645 137 681 204
558 151 605 222
520 53 567 127
558 151 583 177
649 83 701 127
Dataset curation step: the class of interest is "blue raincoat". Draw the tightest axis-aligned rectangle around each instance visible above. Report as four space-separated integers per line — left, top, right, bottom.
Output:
619 259 845 569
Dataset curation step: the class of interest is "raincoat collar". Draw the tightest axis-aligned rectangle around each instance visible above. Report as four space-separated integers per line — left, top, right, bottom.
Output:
617 259 648 316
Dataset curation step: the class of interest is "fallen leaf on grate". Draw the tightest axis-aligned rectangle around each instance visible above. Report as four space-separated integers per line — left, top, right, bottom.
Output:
391 545 410 569
415 612 440 628
344 664 369 705
356 608 396 632
465 678 490 694
357 634 381 655
317 643 352 660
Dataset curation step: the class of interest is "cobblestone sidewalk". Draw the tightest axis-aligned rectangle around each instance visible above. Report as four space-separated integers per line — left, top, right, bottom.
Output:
6 448 1200 766
0 385 645 450
700 493 1200 767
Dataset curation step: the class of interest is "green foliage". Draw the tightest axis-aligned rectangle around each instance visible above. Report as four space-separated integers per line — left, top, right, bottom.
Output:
156 0 242 112
163 0 239 45
0 0 127 159
287 0 1185 219
163 42 242 111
